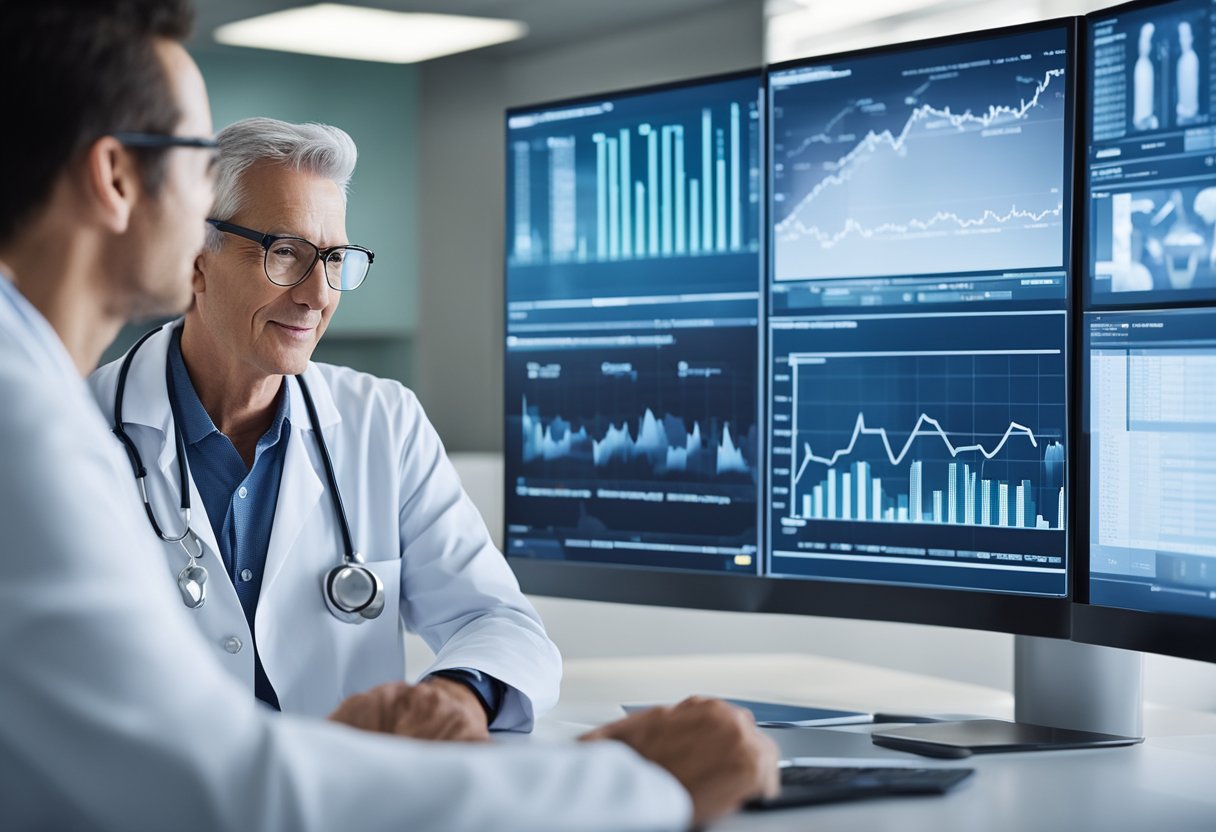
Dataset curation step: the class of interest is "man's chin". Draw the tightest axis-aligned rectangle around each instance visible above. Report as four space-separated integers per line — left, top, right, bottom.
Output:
267 351 315 378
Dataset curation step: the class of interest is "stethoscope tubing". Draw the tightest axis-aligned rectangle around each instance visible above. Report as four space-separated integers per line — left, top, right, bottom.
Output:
111 324 360 566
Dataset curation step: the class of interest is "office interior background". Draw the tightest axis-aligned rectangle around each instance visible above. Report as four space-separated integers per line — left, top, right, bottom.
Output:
160 0 1216 712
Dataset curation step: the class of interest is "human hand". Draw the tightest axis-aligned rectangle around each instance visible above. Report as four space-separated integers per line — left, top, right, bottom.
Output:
327 678 491 742
580 696 780 828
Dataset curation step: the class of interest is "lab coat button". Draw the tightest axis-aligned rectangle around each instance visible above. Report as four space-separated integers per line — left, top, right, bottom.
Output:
223 636 242 654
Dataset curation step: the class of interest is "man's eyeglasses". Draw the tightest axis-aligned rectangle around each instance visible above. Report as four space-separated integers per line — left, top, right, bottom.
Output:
207 219 374 291
112 132 219 150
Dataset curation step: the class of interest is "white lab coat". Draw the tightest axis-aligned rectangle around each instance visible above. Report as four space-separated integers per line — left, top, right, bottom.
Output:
87 323 558 728
0 274 691 831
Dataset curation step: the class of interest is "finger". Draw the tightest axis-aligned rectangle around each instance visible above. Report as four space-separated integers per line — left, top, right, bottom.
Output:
578 726 609 742
755 734 782 798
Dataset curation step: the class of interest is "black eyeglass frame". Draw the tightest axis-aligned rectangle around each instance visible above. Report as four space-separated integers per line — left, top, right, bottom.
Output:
206 218 375 291
112 132 219 150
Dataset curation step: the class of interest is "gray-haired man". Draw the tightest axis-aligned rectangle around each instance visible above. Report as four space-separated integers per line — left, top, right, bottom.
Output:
90 117 559 738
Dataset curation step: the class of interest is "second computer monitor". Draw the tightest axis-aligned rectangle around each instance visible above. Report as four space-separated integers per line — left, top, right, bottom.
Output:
1075 0 1216 664
766 19 1076 599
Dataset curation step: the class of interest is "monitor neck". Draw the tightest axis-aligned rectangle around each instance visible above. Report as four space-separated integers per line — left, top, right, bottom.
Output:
1013 635 1144 738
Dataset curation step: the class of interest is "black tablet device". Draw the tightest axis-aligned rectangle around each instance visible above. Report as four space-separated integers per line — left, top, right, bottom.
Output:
871 719 1143 758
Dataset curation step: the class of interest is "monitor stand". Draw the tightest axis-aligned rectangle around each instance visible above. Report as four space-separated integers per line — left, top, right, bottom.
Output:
870 636 1145 757
1013 635 1143 737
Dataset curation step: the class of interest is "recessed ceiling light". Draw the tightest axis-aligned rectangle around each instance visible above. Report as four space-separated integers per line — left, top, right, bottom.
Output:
214 3 528 64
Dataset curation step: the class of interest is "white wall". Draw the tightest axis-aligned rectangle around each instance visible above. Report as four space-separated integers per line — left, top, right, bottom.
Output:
414 0 766 452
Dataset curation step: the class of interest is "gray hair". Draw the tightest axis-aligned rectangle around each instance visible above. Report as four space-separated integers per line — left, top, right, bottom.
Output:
204 117 358 251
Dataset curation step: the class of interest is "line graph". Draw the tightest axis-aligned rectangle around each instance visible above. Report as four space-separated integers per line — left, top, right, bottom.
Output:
776 68 1063 234
792 412 1040 482
786 203 1065 251
771 27 1069 281
768 312 1068 536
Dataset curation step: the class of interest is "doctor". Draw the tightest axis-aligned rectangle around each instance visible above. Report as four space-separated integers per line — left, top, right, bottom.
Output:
90 116 559 735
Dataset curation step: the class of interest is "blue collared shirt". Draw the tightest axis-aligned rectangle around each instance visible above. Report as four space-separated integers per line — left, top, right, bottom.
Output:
166 328 287 709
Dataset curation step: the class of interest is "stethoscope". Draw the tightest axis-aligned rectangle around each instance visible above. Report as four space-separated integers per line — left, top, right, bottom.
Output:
111 326 385 624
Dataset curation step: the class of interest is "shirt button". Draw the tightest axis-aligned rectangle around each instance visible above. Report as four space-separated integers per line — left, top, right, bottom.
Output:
223 636 243 654
238 486 248 499
240 568 253 582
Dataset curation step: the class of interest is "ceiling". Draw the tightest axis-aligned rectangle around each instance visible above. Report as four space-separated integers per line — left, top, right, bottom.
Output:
189 0 755 58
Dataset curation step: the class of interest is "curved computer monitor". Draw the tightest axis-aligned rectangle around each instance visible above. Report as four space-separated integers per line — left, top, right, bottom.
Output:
1075 0 1216 664
504 18 1077 638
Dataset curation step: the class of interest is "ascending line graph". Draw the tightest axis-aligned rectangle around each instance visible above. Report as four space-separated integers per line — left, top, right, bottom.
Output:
769 312 1068 533
771 27 1068 281
776 69 1063 240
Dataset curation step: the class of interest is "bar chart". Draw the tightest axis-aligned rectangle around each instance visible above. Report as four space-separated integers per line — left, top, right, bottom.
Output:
791 415 1066 530
768 311 1069 545
507 80 761 269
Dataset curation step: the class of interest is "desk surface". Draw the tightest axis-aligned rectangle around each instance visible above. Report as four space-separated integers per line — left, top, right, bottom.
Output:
532 653 1216 832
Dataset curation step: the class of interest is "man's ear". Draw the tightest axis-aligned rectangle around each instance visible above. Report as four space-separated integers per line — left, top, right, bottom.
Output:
192 250 208 294
82 137 139 234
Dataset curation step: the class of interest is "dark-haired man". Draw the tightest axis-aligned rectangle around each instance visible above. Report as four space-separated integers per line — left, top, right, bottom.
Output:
0 2 778 830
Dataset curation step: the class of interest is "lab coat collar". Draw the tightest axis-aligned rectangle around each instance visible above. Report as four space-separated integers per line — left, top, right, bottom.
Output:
115 322 343 472
112 322 178 471
0 269 87 383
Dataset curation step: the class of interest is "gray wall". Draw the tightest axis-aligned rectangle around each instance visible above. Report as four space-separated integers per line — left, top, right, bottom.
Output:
415 0 766 451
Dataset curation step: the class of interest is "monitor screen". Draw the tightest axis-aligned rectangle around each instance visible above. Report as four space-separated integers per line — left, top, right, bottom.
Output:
1086 0 1216 305
766 22 1074 598
503 73 764 574
1084 307 1216 620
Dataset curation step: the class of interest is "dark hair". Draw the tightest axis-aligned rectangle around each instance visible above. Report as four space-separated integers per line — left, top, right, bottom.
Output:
0 0 196 243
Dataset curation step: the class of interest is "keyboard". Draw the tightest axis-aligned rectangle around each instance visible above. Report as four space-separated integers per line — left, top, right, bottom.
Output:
746 764 975 811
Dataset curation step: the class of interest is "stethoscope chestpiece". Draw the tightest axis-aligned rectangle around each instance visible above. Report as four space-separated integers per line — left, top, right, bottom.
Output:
323 552 385 624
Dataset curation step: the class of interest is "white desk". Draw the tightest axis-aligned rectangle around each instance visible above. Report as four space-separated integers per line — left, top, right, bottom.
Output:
530 654 1216 831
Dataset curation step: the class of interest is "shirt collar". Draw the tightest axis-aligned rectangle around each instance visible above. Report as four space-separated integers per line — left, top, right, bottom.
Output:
166 325 291 449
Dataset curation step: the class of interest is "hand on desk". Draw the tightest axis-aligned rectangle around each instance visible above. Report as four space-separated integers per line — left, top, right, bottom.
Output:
327 678 491 742
581 696 780 829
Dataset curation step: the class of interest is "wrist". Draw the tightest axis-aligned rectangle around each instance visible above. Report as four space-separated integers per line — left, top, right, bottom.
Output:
424 673 492 723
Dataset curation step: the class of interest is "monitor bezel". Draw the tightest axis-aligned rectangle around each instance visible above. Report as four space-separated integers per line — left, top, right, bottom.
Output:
501 22 1076 640
1073 0 1216 664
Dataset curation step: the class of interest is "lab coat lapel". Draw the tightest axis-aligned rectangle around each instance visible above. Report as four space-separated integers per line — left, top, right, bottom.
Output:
260 377 325 596
120 322 224 574
156 425 226 578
